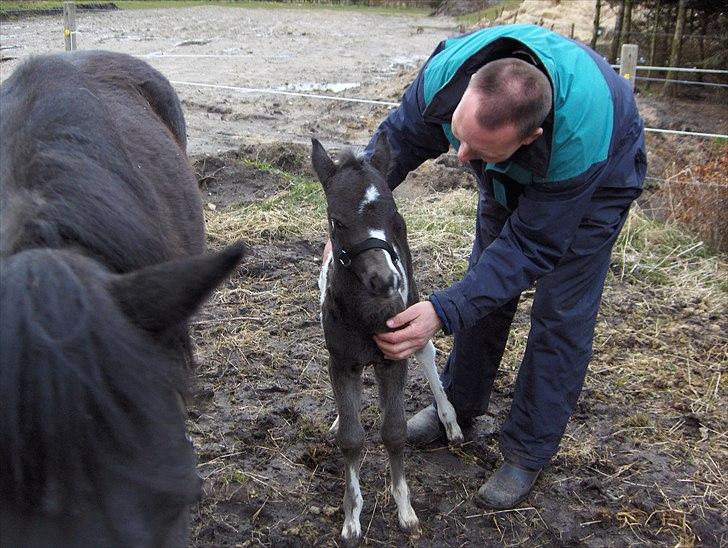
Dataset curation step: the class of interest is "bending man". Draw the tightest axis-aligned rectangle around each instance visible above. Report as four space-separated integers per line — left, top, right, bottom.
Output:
369 24 647 509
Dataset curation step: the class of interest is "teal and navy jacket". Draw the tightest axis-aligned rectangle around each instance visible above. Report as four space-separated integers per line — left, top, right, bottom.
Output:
365 24 647 334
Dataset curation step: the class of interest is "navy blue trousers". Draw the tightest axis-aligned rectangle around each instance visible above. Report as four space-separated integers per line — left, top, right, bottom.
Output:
440 185 640 470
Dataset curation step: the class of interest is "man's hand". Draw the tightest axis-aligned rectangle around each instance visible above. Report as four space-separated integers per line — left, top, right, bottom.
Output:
374 301 443 360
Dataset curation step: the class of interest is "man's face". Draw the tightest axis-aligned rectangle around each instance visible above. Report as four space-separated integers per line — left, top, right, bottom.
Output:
451 87 542 164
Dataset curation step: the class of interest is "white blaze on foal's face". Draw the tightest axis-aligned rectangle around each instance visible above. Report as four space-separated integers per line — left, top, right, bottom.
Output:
368 227 406 302
358 184 380 214
360 184 408 302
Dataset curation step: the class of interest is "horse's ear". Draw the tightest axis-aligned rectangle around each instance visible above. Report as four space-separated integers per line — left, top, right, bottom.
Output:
311 138 336 187
369 131 391 178
111 242 247 333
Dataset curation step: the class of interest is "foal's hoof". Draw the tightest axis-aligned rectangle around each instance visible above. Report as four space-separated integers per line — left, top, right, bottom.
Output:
396 503 420 536
340 531 361 548
438 408 464 446
399 516 421 538
340 518 362 547
446 422 465 446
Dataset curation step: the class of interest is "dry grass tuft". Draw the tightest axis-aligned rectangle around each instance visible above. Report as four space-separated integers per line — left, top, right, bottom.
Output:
647 138 728 253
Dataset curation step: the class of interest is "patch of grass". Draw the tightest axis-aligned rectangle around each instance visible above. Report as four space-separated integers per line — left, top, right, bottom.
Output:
455 0 521 26
400 189 477 284
619 413 653 429
0 0 113 10
0 0 430 15
296 414 324 440
227 468 251 485
115 0 216 8
205 164 326 246
612 204 727 295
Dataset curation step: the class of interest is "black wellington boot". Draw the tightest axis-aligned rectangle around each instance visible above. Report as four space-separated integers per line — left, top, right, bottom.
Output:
474 461 541 509
406 404 445 446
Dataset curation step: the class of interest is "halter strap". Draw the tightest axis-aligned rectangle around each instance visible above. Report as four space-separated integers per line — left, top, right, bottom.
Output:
337 237 399 267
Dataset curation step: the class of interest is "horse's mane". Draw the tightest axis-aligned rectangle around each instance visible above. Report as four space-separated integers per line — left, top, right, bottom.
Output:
0 249 200 515
338 149 367 171
0 54 190 272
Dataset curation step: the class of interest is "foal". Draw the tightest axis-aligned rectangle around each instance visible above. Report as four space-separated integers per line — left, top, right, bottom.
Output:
312 136 463 546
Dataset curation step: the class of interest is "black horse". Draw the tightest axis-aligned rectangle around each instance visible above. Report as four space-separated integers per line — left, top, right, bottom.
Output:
0 51 245 546
312 136 462 547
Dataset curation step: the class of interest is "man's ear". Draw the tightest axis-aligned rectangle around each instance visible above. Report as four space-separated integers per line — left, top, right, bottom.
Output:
522 127 543 146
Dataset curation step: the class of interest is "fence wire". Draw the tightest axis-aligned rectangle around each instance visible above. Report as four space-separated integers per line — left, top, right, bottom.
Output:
170 79 728 140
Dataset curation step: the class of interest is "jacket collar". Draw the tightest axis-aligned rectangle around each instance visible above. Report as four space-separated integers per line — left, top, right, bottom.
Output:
508 110 552 178
422 41 553 179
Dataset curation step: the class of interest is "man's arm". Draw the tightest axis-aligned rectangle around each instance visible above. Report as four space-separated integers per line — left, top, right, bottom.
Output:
364 67 451 190
374 174 601 358
374 175 599 358
430 175 600 335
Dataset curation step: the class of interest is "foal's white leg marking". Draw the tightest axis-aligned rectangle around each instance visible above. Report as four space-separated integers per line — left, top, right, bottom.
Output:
358 184 380 213
391 476 419 532
413 341 464 444
321 260 341 436
341 463 363 543
329 415 339 435
318 255 332 307
368 229 401 294
392 243 408 305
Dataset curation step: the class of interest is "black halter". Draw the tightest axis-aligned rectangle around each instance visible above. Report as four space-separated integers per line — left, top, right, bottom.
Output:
337 238 399 268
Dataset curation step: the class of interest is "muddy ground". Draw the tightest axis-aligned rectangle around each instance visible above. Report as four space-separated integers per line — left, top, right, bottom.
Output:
2 5 726 547
189 144 726 547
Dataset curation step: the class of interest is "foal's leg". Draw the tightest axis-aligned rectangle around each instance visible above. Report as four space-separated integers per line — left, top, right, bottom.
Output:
329 360 365 547
414 341 464 444
375 361 419 535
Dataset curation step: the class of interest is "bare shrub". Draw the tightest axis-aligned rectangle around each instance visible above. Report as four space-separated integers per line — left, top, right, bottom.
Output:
661 142 728 252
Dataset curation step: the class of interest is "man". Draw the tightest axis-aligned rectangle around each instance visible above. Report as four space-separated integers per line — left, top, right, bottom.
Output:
367 24 647 509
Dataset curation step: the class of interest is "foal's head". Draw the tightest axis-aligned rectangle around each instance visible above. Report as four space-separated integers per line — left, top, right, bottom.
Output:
312 135 407 300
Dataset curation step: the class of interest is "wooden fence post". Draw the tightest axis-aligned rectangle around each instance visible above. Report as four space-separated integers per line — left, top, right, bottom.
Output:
63 1 77 51
619 43 638 90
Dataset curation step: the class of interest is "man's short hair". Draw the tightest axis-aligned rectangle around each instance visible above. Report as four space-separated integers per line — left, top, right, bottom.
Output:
469 58 553 139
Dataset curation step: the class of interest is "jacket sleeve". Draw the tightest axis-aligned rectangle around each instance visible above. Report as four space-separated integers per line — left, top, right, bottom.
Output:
364 67 451 190
430 174 600 334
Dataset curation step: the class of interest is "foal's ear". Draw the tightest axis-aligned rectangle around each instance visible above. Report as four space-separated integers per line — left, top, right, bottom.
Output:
311 138 336 187
369 131 392 178
111 242 248 333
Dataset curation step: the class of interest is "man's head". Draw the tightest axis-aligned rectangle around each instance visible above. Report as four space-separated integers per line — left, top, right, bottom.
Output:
451 58 552 164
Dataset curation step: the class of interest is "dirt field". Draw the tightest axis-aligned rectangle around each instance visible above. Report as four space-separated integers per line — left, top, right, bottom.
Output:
1 4 459 154
2 5 727 547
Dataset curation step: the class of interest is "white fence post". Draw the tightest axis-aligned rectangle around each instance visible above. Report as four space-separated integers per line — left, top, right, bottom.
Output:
620 44 638 90
63 2 77 51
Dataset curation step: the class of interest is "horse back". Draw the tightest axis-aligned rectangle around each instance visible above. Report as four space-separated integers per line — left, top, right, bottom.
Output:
0 50 204 272
64 50 188 148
